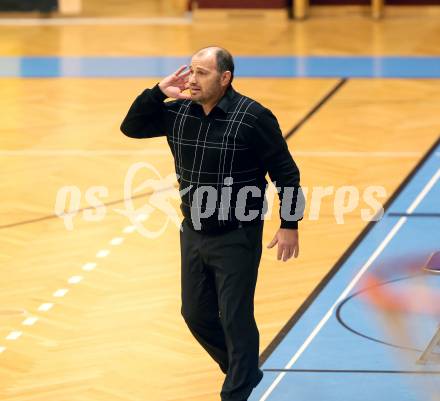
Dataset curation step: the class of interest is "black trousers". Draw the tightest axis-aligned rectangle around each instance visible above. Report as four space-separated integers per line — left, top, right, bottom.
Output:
180 218 264 401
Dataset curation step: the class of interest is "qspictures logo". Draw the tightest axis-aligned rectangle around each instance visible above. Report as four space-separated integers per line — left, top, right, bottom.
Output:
54 161 387 238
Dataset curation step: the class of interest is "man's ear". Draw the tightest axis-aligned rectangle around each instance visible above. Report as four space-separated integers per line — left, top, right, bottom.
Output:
221 71 232 87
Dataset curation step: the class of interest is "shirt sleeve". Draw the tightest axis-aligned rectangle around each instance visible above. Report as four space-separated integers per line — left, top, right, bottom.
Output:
120 84 169 138
251 107 304 229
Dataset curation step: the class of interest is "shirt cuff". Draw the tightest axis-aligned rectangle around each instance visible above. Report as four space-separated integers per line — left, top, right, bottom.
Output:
280 219 298 230
151 83 168 102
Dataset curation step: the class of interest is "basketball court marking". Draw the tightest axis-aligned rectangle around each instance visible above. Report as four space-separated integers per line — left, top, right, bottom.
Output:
1 45 439 399
1 56 440 77
258 166 440 400
252 138 440 401
0 207 145 357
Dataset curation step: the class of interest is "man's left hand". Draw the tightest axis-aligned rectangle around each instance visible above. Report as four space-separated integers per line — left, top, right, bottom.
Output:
267 228 299 262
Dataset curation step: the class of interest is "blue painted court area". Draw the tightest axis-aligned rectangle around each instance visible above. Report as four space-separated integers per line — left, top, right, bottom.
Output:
251 140 440 401
0 56 439 78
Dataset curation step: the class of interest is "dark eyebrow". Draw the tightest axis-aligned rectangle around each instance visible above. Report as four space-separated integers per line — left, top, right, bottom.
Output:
190 66 210 72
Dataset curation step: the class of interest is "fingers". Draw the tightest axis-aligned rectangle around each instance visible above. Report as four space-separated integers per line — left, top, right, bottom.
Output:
283 247 293 262
174 64 189 77
178 70 191 80
269 234 292 261
177 81 190 90
177 92 192 100
278 245 298 262
277 244 283 261
267 236 278 249
280 246 293 262
294 244 299 258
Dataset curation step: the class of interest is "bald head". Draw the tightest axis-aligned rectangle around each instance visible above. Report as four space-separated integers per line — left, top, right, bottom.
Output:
193 46 234 87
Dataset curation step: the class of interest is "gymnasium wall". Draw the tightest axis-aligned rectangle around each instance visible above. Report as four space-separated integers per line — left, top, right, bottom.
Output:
311 0 440 4
195 0 439 7
195 1 287 8
0 0 57 11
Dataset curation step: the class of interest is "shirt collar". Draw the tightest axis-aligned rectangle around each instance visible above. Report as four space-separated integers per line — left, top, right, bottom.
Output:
190 85 238 115
216 85 237 114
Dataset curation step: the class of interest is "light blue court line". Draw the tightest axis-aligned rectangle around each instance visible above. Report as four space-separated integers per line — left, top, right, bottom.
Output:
0 56 439 78
251 140 440 401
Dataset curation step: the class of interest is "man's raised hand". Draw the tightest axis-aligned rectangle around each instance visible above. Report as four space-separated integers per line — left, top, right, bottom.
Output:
158 65 191 100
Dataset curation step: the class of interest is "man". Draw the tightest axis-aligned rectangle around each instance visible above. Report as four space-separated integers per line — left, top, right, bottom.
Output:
121 46 303 401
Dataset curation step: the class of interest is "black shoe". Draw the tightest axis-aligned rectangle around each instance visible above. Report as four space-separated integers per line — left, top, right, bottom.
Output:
223 369 264 401
253 369 264 388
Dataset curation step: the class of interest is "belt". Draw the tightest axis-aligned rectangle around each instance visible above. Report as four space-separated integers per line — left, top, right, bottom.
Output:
184 217 260 235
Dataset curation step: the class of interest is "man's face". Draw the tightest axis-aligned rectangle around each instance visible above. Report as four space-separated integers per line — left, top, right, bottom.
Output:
189 52 223 104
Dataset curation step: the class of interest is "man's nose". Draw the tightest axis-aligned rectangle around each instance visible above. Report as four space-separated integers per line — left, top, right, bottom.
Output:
189 73 196 84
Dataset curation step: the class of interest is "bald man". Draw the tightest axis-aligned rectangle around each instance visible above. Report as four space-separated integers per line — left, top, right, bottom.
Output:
121 47 303 401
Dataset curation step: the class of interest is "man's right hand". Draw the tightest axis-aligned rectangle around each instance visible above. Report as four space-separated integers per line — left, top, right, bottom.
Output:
158 65 191 100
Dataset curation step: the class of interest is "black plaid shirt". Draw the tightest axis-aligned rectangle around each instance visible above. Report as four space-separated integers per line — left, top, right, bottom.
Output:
121 84 302 231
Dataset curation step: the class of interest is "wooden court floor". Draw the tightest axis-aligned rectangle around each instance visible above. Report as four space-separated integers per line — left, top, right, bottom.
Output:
1 6 440 401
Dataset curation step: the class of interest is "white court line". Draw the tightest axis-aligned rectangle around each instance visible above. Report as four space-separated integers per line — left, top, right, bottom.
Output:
22 317 38 326
110 237 124 245
0 16 192 26
53 289 69 297
259 168 440 401
68 275 83 284
82 262 97 271
96 249 110 258
123 225 137 234
0 211 134 358
6 331 22 340
38 303 53 312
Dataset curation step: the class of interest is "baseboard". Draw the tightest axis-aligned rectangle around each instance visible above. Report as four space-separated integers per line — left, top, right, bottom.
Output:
193 8 289 21
309 4 440 17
